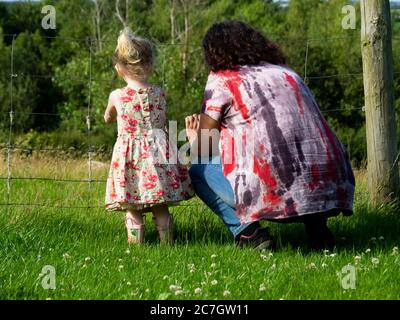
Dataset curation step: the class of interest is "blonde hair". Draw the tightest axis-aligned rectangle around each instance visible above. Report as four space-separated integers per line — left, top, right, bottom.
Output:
114 27 154 80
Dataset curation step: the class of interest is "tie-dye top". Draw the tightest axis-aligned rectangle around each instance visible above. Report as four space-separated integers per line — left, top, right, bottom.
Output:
201 62 355 224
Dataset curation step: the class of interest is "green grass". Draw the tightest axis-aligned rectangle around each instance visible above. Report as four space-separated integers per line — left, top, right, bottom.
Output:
0 154 399 299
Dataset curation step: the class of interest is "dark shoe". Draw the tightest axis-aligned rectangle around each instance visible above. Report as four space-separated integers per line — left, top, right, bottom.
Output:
305 218 335 251
236 227 275 250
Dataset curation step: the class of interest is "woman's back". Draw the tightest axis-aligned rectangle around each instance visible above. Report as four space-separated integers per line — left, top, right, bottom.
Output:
202 62 355 222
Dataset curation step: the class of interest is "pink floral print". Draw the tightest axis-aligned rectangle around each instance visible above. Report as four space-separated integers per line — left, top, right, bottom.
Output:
105 86 193 211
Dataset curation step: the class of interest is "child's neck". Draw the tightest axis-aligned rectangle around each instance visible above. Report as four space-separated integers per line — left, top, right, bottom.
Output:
124 77 150 91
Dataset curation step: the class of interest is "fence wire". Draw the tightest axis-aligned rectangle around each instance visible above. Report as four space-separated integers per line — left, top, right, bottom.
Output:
86 41 93 210
1 33 387 210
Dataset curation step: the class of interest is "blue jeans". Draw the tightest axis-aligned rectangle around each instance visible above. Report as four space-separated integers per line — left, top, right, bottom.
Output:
189 157 255 238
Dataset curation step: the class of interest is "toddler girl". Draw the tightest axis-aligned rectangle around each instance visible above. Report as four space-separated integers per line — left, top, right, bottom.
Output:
104 28 193 244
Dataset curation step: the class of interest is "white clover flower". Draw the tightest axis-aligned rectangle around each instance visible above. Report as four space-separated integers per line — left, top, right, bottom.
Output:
321 263 328 268
163 275 169 280
118 265 124 271
371 258 379 265
211 263 216 268
169 285 181 292
85 257 91 262
175 290 183 295
366 248 371 253
323 250 330 255
370 237 377 242
188 263 196 273
354 255 362 262
145 289 150 293
211 280 218 285
378 236 384 241
392 247 398 256
82 264 87 268
329 253 337 258
259 284 266 291
308 262 316 269
62 253 71 259
118 258 123 262
271 264 276 270
223 290 231 296
194 288 202 294
269 252 273 257
260 254 268 261
126 281 131 286
211 254 217 259
125 249 130 254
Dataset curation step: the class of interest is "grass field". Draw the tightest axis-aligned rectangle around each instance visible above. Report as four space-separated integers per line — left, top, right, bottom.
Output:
0 154 399 300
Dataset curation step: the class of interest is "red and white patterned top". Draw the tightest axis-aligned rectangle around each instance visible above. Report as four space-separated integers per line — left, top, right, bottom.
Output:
202 63 355 223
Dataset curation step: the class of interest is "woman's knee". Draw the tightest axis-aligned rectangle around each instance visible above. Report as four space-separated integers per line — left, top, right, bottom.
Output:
189 164 204 181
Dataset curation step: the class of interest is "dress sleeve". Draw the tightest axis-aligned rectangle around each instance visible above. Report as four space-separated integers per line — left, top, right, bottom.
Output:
201 73 232 122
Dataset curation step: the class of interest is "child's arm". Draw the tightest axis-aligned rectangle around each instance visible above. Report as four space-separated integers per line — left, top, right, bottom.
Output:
104 91 118 123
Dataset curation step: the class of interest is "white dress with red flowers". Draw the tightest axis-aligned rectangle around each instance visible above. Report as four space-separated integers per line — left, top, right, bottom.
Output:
105 86 193 211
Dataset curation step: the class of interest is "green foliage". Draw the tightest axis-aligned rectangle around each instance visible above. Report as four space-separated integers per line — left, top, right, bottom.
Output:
0 0 399 165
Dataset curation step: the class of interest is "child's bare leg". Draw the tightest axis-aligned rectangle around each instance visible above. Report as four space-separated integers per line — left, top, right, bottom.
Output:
152 204 174 244
125 209 144 244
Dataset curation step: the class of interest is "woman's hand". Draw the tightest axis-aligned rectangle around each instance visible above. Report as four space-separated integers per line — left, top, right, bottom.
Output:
185 114 200 145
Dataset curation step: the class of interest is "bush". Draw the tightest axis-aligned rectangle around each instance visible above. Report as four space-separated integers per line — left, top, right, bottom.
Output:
4 129 115 160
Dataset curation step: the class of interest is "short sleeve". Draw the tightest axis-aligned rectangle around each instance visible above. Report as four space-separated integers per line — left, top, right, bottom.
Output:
201 73 231 122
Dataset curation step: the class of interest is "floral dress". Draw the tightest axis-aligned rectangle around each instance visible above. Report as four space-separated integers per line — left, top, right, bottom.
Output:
202 63 355 224
105 86 193 211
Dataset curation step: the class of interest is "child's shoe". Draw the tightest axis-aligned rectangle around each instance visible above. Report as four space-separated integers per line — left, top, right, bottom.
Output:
125 216 144 244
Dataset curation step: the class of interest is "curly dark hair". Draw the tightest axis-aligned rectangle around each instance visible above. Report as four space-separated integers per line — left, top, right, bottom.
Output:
202 20 286 72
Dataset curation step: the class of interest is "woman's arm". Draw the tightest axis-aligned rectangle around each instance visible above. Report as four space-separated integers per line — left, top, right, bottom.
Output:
104 91 118 123
186 113 220 158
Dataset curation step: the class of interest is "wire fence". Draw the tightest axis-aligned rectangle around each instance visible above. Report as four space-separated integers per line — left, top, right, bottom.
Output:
1 32 397 210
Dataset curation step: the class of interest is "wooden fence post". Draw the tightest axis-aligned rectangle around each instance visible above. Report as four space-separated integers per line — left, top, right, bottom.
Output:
361 0 399 205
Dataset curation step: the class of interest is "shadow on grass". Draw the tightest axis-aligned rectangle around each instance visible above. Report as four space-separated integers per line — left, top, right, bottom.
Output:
330 203 400 252
2 202 398 254
170 202 400 253
265 203 400 253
